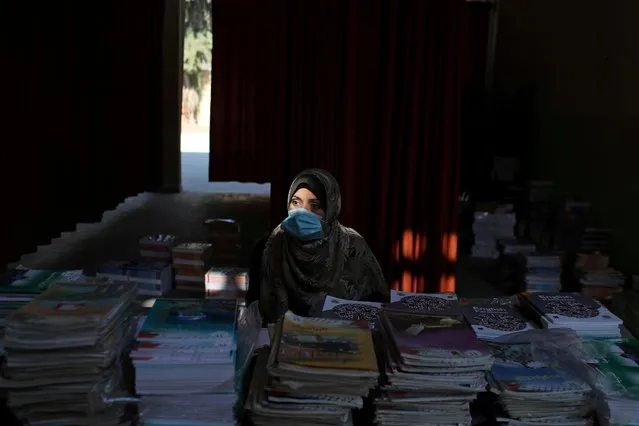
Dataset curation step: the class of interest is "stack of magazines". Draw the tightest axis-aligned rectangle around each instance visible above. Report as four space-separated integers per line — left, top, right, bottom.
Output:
246 312 379 426
0 281 138 425
375 309 493 425
134 298 238 425
584 339 639 426
487 341 591 426
519 292 623 339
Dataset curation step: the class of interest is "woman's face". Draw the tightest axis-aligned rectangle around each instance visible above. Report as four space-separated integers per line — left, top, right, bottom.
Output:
289 187 325 218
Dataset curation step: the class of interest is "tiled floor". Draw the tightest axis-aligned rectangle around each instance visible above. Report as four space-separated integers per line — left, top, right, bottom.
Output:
14 191 504 299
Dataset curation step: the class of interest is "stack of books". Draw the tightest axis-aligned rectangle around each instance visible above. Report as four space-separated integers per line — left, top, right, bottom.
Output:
462 302 535 341
94 261 173 297
0 281 137 425
375 309 493 425
522 253 562 292
584 339 639 426
139 234 176 263
498 239 537 256
172 243 214 293
0 269 94 355
519 292 623 339
487 341 591 426
205 267 248 299
133 298 238 425
246 312 379 425
204 219 242 266
580 267 624 302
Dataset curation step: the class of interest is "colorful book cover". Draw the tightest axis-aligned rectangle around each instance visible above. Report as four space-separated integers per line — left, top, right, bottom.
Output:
277 312 378 372
0 269 85 294
11 281 136 323
381 310 489 359
587 339 639 399
462 304 533 337
139 298 237 341
491 363 587 392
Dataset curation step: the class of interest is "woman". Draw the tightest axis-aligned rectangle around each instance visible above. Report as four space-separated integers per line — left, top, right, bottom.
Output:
259 168 388 323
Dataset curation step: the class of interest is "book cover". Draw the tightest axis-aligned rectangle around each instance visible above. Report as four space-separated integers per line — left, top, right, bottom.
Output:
490 363 587 392
387 290 460 315
11 281 136 323
321 296 382 325
462 304 533 337
525 292 622 324
139 298 237 341
277 312 377 372
381 310 490 359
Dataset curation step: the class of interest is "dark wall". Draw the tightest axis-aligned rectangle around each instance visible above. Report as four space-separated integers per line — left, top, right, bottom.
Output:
494 0 639 273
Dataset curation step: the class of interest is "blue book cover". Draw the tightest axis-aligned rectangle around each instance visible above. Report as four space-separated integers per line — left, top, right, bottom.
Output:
491 363 587 392
140 298 237 341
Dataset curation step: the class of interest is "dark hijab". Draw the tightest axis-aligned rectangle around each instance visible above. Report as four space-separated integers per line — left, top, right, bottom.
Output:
259 168 388 322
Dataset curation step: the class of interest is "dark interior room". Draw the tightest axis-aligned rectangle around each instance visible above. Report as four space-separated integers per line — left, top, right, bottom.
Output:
1 0 638 424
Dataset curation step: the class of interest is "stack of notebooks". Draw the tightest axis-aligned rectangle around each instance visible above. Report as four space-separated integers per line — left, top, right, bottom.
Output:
521 253 562 293
519 292 623 339
375 309 493 425
246 312 379 426
462 302 535 341
487 341 591 426
0 281 137 425
134 298 238 425
584 339 639 426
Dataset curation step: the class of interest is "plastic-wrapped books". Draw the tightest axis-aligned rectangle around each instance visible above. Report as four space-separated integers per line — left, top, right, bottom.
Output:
134 298 240 425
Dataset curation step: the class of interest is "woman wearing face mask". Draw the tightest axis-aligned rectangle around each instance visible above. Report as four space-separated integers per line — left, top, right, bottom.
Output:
259 168 388 323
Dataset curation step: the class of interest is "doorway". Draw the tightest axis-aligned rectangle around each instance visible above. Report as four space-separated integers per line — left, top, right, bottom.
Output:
180 0 270 196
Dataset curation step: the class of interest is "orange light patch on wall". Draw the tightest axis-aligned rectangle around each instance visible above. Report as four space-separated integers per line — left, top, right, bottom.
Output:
439 274 456 293
441 232 458 263
391 229 428 292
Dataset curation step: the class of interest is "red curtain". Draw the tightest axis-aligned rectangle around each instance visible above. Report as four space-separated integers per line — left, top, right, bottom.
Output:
0 1 165 270
210 0 466 292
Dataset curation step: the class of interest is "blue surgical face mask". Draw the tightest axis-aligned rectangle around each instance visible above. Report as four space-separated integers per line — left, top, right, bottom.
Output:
281 208 325 241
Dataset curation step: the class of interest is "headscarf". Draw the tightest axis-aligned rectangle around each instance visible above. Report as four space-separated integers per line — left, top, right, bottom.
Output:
259 168 388 322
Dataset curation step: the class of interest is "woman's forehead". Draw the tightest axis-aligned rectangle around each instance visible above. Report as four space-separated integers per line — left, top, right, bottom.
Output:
292 187 318 199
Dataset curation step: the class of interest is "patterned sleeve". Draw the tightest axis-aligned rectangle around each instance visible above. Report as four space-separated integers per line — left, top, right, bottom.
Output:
346 228 389 302
259 229 289 323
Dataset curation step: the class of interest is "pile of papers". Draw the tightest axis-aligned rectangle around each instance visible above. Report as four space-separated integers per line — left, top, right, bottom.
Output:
246 312 379 426
133 298 238 425
0 281 137 425
519 292 623 339
471 209 516 259
584 339 639 426
487 341 590 426
94 261 173 297
375 309 493 425
522 253 562 293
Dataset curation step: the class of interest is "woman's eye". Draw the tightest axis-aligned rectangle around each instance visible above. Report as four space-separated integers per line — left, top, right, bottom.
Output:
291 200 299 206
311 205 321 211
